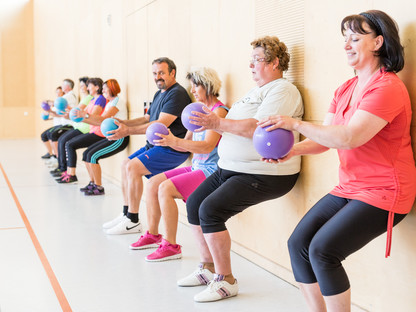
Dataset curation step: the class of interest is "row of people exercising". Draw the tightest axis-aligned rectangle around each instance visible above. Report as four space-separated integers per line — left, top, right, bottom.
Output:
46 10 416 310
41 77 129 195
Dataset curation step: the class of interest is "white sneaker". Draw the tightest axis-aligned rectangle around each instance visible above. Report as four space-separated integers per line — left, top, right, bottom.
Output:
105 216 142 235
102 213 125 229
177 264 214 287
194 274 238 302
46 157 58 169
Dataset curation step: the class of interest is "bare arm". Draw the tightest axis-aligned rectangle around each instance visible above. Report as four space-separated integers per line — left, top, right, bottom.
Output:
79 106 119 126
258 109 388 164
190 106 257 138
155 107 228 152
107 112 177 140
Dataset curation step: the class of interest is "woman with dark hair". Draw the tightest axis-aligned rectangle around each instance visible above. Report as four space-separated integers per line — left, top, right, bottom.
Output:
56 78 108 184
259 10 415 311
77 79 129 195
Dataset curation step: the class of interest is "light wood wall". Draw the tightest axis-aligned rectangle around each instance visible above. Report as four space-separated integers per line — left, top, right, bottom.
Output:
6 0 416 310
0 0 35 138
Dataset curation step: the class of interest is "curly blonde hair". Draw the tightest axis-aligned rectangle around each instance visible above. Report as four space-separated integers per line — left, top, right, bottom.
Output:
250 36 290 71
186 67 222 97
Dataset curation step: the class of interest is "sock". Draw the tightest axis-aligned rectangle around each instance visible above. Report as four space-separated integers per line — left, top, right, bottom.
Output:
223 273 235 284
201 262 215 273
127 212 138 223
123 205 128 215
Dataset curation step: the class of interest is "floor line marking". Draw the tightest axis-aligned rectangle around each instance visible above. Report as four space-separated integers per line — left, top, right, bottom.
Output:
0 163 72 312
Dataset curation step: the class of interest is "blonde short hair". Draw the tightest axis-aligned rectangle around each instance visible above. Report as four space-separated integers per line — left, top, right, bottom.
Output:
186 67 222 97
251 36 290 72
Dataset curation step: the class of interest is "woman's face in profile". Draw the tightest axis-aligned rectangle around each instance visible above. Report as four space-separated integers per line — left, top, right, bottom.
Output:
343 23 380 70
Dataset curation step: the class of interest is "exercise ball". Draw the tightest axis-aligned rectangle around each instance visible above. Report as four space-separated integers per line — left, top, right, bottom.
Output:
69 107 84 123
100 118 119 137
54 97 68 112
181 102 208 132
41 101 50 111
146 122 169 144
41 112 49 120
253 126 294 159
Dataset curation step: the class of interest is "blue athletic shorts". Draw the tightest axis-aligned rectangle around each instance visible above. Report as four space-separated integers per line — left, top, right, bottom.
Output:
128 146 190 178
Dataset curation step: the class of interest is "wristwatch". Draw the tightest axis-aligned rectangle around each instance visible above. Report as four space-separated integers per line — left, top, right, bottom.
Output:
85 113 90 119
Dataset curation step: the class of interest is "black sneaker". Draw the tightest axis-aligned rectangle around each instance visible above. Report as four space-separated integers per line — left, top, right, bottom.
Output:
50 168 64 176
41 153 53 159
80 181 95 192
84 185 105 196
57 174 78 184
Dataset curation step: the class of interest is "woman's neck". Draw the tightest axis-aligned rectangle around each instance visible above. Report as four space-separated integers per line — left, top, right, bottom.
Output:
204 96 219 108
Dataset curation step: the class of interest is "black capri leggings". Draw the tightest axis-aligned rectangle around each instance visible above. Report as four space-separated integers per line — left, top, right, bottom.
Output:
186 168 299 233
57 129 83 171
42 125 74 142
83 136 130 164
287 193 406 296
65 133 105 168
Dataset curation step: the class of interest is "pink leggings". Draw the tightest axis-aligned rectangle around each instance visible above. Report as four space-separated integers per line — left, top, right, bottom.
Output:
163 166 206 202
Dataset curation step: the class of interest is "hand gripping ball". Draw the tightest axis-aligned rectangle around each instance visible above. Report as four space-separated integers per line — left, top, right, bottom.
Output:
146 122 169 144
69 107 84 123
100 118 119 137
253 126 294 159
181 102 208 132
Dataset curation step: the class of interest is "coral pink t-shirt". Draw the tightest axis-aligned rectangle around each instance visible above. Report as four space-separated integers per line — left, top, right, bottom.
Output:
329 70 416 214
328 70 416 257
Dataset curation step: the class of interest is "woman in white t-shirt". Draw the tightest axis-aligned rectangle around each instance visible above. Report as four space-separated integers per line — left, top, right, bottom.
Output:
177 36 304 303
78 79 129 196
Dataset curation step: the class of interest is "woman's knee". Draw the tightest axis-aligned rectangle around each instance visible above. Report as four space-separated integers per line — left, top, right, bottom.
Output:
287 228 310 259
186 191 202 225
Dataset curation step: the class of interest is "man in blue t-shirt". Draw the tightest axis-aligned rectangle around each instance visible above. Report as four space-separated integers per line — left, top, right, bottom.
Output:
105 57 191 235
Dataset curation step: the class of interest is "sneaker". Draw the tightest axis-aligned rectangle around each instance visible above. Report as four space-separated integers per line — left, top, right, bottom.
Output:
47 159 59 169
46 156 58 166
50 168 64 177
44 156 56 164
145 239 182 262
80 181 95 192
55 171 68 181
177 264 214 287
105 216 142 235
193 274 238 302
57 174 78 184
84 185 105 196
41 152 53 159
102 213 125 229
130 231 162 250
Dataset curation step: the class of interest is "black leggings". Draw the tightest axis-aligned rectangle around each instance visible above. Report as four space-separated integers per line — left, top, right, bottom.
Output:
65 133 105 168
57 129 83 171
186 168 299 233
287 194 406 296
83 136 129 164
41 125 73 142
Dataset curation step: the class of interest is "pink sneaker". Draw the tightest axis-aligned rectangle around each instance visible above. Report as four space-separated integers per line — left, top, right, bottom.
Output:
145 239 182 262
129 231 162 250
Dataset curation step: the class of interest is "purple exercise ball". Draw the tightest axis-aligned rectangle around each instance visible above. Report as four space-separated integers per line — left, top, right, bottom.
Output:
253 126 294 159
181 102 208 132
146 122 169 144
41 101 50 111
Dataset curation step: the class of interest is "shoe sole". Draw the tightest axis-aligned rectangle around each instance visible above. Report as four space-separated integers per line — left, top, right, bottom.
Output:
145 253 182 262
194 293 237 303
84 192 105 196
129 243 160 250
106 229 142 235
57 181 78 184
